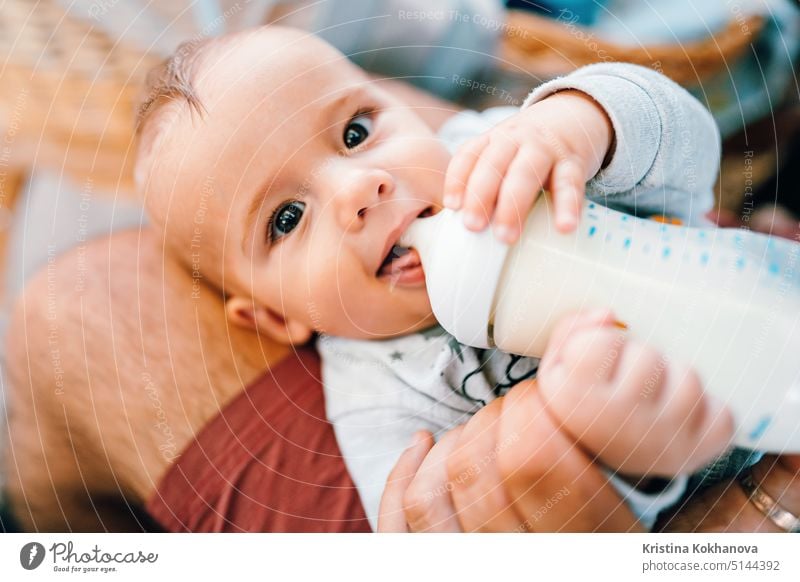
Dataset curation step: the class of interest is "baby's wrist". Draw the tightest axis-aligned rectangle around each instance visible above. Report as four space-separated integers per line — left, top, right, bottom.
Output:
541 89 614 176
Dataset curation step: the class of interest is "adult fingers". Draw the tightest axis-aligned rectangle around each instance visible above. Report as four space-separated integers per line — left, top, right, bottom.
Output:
496 380 644 532
403 427 464 532
377 431 435 532
779 454 800 475
446 399 527 532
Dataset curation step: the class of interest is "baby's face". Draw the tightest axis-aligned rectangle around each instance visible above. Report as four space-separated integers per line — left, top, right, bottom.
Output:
154 29 451 339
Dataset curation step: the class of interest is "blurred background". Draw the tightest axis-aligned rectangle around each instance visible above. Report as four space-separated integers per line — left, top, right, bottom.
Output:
1 0 799 531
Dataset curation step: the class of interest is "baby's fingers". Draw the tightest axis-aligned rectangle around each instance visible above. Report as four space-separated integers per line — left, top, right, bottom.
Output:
550 158 586 232
660 367 733 473
492 147 552 243
539 308 618 378
461 137 519 232
443 135 488 210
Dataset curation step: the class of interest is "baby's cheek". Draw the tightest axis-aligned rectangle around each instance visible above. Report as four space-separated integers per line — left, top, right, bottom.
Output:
303 258 358 325
307 291 369 337
392 128 450 169
428 143 451 191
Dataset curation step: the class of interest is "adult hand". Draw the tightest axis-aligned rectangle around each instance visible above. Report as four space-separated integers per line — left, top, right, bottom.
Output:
378 311 647 532
659 454 800 532
378 430 463 532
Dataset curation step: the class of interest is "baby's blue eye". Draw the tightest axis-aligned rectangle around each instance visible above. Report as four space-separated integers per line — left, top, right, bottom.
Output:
343 115 372 149
270 201 306 242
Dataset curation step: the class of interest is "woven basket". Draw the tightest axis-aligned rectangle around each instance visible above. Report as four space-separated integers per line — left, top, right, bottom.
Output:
500 10 765 86
0 0 160 195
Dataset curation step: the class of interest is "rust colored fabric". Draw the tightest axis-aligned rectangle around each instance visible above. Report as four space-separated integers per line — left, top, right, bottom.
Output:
145 345 371 532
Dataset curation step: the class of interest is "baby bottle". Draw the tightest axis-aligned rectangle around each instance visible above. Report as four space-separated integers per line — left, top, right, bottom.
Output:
401 199 800 452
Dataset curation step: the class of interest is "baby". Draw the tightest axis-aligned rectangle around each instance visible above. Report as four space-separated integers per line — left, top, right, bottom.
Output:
136 26 733 530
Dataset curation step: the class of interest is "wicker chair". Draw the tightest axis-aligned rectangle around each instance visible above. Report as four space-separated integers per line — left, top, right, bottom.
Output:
500 10 765 86
0 0 162 291
0 0 160 198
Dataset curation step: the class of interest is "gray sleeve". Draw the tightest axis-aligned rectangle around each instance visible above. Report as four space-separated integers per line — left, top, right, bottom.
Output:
523 63 721 226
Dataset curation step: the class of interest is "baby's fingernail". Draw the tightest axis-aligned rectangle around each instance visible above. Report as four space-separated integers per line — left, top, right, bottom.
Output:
706 394 730 415
463 213 484 230
494 225 516 244
584 308 615 325
443 194 461 209
411 431 431 446
556 210 577 230
560 327 599 356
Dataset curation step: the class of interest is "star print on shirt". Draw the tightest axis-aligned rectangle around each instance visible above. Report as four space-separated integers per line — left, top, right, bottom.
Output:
389 351 404 362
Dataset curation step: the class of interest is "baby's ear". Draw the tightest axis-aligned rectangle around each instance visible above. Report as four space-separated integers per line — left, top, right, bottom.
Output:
225 295 313 346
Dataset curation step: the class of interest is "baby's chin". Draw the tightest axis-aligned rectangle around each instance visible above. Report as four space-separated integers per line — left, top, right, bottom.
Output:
330 307 437 341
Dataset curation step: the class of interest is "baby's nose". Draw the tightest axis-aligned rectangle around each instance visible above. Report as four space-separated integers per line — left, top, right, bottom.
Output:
335 169 394 228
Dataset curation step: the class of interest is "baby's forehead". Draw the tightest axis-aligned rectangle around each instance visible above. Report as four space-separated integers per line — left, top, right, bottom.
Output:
169 28 370 187
153 29 369 244
194 28 362 113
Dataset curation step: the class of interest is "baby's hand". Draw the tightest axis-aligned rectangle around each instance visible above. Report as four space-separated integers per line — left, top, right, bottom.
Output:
443 90 614 244
536 310 734 477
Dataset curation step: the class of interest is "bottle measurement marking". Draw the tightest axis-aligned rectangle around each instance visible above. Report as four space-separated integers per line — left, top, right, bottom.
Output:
748 415 772 441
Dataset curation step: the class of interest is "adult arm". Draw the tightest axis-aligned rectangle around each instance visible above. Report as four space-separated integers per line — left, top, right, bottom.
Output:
3 229 282 531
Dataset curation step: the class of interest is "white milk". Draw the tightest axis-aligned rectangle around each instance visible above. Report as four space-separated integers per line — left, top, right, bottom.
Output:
401 199 800 451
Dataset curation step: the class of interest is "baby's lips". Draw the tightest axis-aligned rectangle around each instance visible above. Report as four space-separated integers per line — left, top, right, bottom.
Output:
378 247 425 287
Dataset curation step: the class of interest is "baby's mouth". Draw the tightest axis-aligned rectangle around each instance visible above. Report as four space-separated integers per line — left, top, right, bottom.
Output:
376 206 432 285
377 245 421 279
